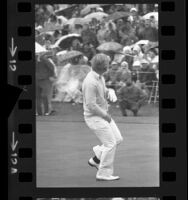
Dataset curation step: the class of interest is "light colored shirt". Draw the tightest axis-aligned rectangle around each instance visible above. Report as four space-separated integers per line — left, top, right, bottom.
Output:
82 70 109 118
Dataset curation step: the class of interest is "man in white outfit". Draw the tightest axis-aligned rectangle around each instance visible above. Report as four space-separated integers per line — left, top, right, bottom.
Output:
82 53 123 181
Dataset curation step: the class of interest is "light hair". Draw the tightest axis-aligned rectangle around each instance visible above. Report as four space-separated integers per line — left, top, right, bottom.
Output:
91 53 110 72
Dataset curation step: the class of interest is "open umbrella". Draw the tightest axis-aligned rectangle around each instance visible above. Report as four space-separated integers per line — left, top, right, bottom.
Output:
52 33 82 49
80 4 101 16
65 18 85 26
97 42 123 53
84 12 108 23
143 12 158 21
35 42 47 54
58 50 83 62
55 4 78 18
143 41 158 52
105 11 130 21
39 24 63 33
135 40 149 46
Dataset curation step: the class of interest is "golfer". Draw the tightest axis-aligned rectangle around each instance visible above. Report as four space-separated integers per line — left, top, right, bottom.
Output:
82 53 123 181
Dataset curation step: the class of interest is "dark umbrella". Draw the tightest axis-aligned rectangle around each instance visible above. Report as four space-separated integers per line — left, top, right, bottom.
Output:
57 50 83 62
55 5 78 19
105 11 130 21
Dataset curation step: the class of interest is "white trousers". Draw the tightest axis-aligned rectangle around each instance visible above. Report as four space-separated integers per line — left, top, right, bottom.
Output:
85 116 123 177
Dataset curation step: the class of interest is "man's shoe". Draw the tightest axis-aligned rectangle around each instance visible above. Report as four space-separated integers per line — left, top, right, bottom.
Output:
88 158 99 169
96 175 120 181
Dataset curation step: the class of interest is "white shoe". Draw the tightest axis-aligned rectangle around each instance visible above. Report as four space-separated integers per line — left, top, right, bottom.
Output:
96 175 120 181
88 158 99 169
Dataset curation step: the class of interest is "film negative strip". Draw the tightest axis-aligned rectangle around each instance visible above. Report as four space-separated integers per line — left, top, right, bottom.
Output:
7 0 186 200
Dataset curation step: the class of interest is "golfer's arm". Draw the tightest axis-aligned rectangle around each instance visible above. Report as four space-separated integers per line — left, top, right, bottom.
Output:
85 84 107 118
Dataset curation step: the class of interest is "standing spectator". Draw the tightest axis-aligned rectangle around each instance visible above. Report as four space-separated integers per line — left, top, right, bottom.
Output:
105 22 118 42
140 19 158 41
81 23 98 47
97 22 108 44
36 54 57 115
103 61 120 91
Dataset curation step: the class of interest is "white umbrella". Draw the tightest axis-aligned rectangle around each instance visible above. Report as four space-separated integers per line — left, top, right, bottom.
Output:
35 42 47 54
135 40 149 46
143 12 158 21
52 33 82 48
65 18 85 26
84 12 108 22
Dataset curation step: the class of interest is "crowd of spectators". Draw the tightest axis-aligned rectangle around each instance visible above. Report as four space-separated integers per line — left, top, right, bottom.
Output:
35 4 159 116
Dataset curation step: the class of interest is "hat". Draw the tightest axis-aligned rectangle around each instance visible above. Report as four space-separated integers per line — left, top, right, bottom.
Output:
123 46 132 54
121 61 128 67
130 7 138 12
140 59 149 64
112 61 118 65
133 60 141 66
96 7 103 12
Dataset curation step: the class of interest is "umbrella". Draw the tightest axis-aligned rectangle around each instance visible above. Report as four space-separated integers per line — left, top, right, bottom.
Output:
80 4 101 16
97 42 123 53
52 33 82 49
65 18 85 26
143 41 159 52
84 12 108 23
35 42 47 54
143 12 158 21
105 11 130 21
58 50 83 62
135 40 149 46
55 4 78 18
39 24 63 33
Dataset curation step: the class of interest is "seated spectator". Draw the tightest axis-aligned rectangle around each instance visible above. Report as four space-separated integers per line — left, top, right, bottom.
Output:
116 61 132 87
133 45 144 62
138 59 157 89
117 80 148 116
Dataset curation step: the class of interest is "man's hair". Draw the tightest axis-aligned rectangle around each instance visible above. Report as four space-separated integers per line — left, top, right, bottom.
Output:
91 53 110 72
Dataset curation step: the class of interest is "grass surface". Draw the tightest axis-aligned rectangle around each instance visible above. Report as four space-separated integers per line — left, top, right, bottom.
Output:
37 103 159 187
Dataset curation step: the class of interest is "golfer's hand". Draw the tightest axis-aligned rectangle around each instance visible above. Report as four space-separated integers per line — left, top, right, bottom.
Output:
103 113 112 123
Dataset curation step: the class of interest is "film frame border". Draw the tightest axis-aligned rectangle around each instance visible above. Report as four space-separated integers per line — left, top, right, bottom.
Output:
7 0 186 200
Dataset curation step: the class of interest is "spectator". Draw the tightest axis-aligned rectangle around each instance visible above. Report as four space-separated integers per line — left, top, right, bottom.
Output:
117 80 148 116
103 61 120 91
97 22 108 44
140 19 158 41
105 22 118 42
81 23 98 47
117 61 132 86
138 59 157 88
36 54 57 116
